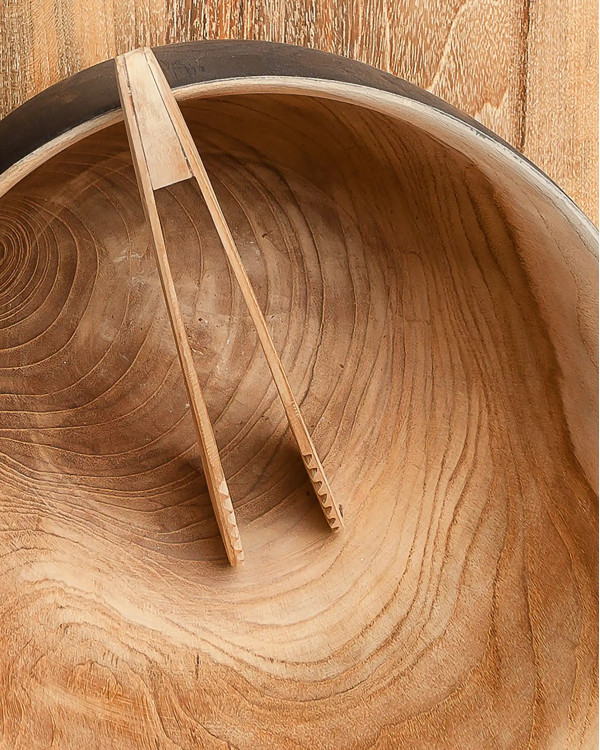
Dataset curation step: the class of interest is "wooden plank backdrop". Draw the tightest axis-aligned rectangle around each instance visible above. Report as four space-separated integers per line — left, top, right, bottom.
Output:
0 0 597 222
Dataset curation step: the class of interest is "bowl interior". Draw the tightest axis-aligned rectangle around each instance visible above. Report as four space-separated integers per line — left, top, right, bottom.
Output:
0 93 596 747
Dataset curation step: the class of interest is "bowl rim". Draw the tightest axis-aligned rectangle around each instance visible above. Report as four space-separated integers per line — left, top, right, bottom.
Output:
0 40 597 248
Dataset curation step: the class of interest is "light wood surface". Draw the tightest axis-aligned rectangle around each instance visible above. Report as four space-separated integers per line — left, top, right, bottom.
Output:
122 47 344 531
0 0 597 224
115 50 244 566
0 56 597 746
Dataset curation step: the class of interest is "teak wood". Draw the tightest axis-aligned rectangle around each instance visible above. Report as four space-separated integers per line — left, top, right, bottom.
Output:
0 42 597 750
115 51 243 566
117 47 343 534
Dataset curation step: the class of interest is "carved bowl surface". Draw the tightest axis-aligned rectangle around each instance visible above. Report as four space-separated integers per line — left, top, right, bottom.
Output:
0 41 597 750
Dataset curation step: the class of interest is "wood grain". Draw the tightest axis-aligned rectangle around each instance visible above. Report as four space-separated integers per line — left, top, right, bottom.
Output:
0 77 597 747
0 0 597 223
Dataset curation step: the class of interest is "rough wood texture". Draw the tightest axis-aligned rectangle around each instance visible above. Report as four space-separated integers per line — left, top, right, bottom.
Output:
0 44 597 745
0 0 597 224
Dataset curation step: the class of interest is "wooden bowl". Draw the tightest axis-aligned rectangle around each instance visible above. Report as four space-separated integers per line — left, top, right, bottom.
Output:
0 41 597 749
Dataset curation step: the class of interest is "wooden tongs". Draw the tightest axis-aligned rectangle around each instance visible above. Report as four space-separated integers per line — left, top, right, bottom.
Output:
115 48 344 566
